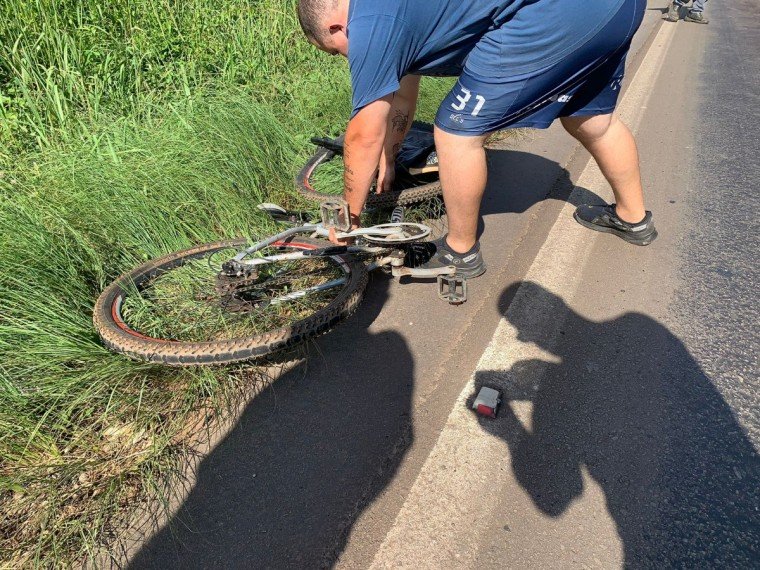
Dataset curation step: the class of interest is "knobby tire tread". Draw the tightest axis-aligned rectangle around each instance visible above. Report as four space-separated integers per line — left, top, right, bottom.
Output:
93 238 368 366
296 121 442 207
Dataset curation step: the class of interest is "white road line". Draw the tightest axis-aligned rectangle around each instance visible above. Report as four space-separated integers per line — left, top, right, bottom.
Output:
368 21 677 569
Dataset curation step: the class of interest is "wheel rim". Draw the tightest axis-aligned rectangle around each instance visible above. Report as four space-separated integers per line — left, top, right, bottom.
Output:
109 241 353 344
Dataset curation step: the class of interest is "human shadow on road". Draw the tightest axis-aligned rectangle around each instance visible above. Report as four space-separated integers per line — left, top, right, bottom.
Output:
483 148 588 211
476 147 604 239
129 275 415 569
473 282 760 567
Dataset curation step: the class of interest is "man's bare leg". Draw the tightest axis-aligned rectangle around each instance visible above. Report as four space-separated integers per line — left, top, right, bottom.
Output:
434 127 490 253
561 113 646 223
433 113 649 255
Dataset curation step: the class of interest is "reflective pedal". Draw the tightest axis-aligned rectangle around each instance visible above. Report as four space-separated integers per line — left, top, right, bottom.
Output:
472 386 501 418
320 199 352 232
437 274 467 304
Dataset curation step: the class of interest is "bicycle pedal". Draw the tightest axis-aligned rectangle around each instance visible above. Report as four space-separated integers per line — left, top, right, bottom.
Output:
437 274 467 305
320 199 352 232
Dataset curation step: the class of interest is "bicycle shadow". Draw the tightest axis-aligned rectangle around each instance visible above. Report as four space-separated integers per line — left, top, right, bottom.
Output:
129 274 414 569
471 282 760 566
484 148 590 208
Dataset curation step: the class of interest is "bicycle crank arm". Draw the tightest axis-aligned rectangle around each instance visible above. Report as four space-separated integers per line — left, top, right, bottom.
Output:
313 223 431 244
391 266 457 278
313 226 402 239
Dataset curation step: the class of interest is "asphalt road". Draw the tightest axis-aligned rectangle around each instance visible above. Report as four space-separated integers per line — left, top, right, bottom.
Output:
490 1 760 562
673 0 759 445
128 2 758 568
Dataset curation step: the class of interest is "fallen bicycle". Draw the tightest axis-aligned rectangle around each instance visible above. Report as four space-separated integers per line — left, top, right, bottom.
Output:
93 199 468 366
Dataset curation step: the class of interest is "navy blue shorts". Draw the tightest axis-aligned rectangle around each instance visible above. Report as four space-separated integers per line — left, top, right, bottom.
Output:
435 0 646 135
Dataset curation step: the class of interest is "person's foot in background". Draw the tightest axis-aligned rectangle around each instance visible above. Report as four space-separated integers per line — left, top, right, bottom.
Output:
666 0 683 22
685 10 709 24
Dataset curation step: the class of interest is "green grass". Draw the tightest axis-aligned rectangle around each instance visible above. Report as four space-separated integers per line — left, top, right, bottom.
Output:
0 0 456 566
0 0 344 153
0 92 294 567
309 156 346 196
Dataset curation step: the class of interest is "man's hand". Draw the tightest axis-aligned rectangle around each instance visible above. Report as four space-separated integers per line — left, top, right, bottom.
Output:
327 211 361 245
327 223 360 245
376 159 396 194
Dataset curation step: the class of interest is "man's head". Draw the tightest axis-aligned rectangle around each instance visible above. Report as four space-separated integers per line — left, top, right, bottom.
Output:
297 0 349 56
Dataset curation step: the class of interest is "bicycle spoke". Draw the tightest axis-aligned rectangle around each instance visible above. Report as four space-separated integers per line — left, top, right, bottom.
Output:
120 246 347 343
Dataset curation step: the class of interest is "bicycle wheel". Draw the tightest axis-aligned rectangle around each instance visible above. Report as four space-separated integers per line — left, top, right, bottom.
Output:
93 237 368 366
297 122 443 207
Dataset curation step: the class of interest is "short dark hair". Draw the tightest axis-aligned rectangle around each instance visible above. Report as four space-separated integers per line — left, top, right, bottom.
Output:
297 0 337 41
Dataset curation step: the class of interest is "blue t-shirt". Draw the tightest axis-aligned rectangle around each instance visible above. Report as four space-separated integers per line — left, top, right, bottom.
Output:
348 0 625 116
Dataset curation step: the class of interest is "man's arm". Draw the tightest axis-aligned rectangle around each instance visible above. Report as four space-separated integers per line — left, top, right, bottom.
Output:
378 75 422 193
342 96 393 227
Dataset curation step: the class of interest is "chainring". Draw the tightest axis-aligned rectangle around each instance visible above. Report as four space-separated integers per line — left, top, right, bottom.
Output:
361 223 431 244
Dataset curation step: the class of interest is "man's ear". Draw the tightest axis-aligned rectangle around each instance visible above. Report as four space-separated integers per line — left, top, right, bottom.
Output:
328 23 345 35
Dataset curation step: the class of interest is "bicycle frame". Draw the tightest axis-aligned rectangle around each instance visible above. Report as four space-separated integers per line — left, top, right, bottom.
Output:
222 199 467 304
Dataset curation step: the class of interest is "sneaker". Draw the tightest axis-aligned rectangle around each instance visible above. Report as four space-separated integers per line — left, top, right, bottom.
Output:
666 1 681 21
573 204 658 246
685 10 709 24
408 236 487 278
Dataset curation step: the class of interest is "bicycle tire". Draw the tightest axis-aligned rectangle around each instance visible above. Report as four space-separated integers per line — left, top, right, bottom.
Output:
296 121 443 207
93 237 368 366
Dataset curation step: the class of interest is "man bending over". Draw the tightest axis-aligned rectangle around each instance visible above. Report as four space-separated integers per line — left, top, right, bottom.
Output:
298 0 658 278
